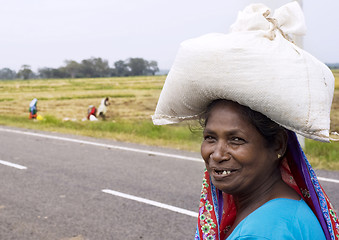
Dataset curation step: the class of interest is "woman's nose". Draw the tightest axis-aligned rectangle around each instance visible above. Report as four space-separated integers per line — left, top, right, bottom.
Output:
210 143 231 162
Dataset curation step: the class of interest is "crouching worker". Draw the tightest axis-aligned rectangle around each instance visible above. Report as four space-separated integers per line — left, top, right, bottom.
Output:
97 97 109 120
29 98 38 119
87 105 98 121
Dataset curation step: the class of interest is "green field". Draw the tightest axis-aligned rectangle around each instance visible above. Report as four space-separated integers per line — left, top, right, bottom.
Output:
0 74 338 170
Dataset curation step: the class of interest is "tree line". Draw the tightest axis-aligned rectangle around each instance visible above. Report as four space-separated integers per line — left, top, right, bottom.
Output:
0 57 160 80
327 63 339 69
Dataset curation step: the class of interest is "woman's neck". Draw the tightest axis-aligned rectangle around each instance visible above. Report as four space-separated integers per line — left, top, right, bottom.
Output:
226 171 300 237
234 174 282 214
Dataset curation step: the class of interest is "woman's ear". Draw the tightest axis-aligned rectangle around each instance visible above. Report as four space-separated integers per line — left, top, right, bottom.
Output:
275 129 288 159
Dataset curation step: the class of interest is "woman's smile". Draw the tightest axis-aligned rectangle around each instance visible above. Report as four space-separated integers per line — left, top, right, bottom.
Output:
211 167 239 179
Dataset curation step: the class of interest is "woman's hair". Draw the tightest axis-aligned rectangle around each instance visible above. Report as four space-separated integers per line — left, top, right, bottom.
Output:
199 99 286 148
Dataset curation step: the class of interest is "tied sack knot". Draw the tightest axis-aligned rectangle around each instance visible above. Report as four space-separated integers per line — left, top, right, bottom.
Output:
230 2 306 43
263 10 294 43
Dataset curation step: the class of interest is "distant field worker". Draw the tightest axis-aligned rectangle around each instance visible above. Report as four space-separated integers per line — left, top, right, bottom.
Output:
97 97 110 120
87 105 98 121
29 98 38 119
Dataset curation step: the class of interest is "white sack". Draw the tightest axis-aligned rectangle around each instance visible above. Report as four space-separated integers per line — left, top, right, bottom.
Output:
152 2 334 142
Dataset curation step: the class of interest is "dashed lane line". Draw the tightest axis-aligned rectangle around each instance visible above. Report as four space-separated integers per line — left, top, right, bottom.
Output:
102 189 198 218
318 177 339 184
0 160 27 170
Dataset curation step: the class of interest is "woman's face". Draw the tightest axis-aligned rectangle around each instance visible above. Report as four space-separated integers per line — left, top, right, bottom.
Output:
201 101 278 196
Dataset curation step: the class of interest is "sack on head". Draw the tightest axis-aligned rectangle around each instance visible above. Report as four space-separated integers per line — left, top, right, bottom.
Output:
152 2 334 142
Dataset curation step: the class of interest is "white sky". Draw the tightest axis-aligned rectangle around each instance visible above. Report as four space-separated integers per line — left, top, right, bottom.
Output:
0 0 338 72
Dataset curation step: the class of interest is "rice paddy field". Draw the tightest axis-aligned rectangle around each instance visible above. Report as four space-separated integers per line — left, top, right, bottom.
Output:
0 72 338 170
0 76 164 120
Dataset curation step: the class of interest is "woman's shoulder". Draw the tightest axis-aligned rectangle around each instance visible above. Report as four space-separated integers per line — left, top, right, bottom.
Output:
227 198 326 240
253 198 311 218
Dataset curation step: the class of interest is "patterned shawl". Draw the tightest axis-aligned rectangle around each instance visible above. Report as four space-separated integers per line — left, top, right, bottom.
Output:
195 131 339 240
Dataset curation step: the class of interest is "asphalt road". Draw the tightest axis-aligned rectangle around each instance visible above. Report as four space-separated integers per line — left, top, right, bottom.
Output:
0 126 338 240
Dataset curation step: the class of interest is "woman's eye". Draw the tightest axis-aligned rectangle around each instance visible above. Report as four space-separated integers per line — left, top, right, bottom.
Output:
231 137 245 144
204 136 215 142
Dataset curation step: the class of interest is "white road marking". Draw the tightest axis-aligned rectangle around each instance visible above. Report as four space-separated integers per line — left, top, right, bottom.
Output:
0 127 203 162
318 177 339 184
2 127 339 184
0 160 27 170
102 189 198 218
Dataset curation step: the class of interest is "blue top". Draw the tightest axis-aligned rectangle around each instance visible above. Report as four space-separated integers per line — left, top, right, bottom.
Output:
226 198 326 240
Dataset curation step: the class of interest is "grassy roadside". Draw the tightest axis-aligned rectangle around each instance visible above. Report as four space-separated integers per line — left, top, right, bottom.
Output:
0 114 203 152
0 74 339 170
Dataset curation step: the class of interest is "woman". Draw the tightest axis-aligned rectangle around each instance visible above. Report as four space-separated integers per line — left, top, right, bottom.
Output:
29 98 38 119
97 97 110 120
87 105 98 121
152 2 339 240
196 99 329 239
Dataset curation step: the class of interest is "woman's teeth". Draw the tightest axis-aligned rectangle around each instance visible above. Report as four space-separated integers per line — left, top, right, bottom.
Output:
216 170 231 175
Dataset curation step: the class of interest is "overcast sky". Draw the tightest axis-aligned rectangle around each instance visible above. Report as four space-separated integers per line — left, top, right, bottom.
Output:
1 0 338 72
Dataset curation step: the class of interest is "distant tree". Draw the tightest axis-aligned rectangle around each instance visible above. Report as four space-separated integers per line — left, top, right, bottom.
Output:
56 67 70 78
79 57 110 78
91 57 110 77
64 60 81 78
0 68 16 80
38 67 69 79
17 65 33 80
113 60 129 76
127 58 147 76
38 68 53 78
147 60 159 75
112 58 159 76
79 59 93 77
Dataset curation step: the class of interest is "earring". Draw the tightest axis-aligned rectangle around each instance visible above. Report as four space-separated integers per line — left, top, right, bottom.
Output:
277 153 282 159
